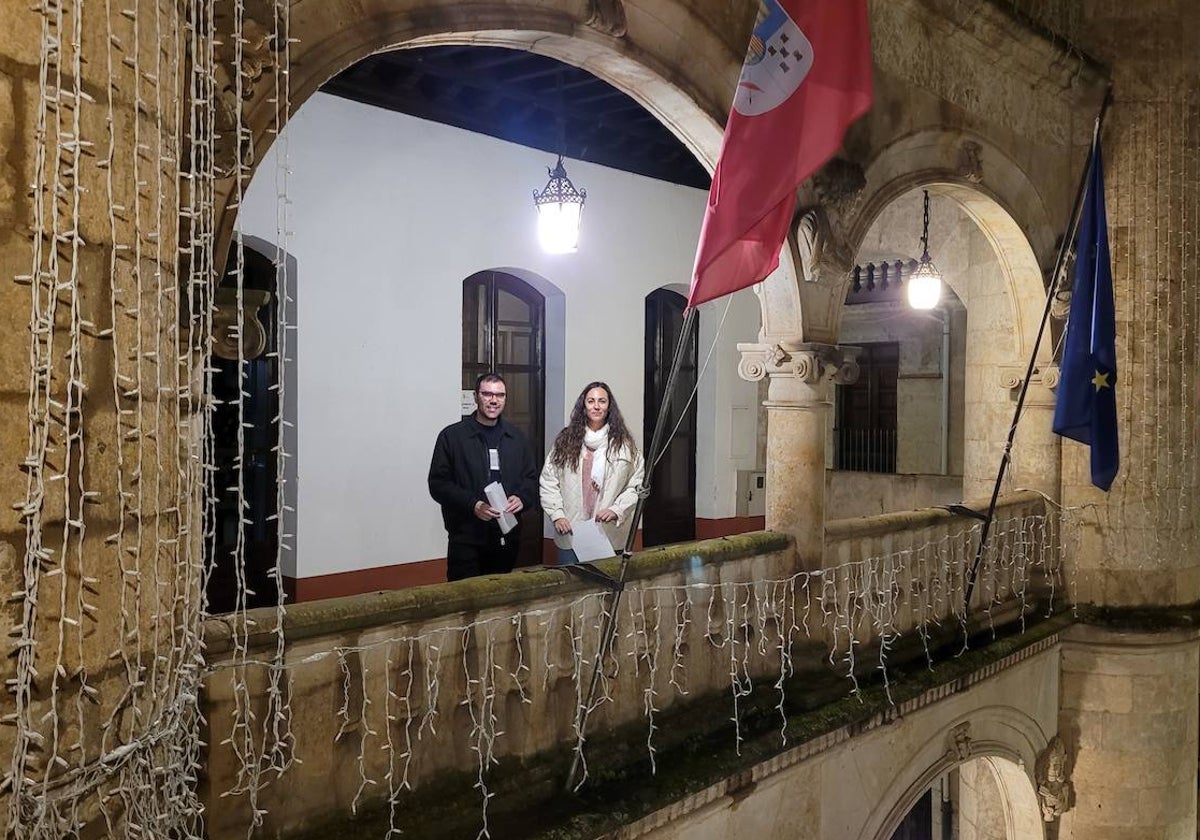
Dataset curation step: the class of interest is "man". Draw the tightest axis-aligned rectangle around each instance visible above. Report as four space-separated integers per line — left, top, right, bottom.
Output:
428 372 539 581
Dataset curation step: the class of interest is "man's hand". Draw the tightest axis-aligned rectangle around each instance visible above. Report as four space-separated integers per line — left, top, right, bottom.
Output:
553 518 572 535
595 509 618 523
473 501 500 521
504 495 524 514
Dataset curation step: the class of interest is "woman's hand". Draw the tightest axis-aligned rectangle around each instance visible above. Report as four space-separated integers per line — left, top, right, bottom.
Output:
595 509 618 523
554 518 572 534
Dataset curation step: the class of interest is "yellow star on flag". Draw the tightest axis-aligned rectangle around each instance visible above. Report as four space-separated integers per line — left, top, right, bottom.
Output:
1091 370 1110 391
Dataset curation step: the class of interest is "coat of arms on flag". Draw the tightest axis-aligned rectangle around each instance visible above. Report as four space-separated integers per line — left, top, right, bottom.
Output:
686 0 873 309
735 0 814 117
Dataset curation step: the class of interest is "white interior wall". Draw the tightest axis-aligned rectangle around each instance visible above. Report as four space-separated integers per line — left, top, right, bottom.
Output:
237 92 760 578
695 288 761 519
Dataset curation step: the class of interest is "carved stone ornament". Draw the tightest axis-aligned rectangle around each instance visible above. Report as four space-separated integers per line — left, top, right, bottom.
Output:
213 288 271 360
997 365 1060 392
737 341 860 385
1035 735 1072 822
1051 287 1072 321
958 140 984 184
586 0 627 36
795 207 853 285
211 13 282 176
946 721 972 761
810 157 866 207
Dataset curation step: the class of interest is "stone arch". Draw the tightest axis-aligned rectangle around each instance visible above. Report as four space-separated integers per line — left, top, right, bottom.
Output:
222 0 803 344
840 129 1056 363
864 706 1049 840
833 131 1063 499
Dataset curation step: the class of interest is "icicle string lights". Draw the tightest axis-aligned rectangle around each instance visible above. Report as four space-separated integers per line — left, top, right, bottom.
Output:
9 1 292 837
205 505 1074 838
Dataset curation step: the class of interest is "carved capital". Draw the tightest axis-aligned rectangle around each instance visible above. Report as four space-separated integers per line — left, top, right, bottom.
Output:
998 365 1060 393
1035 735 1072 822
213 288 271 360
737 341 860 386
585 0 627 36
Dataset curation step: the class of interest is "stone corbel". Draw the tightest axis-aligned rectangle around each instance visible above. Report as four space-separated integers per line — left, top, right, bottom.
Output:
795 207 853 285
946 721 972 761
1034 735 1072 822
737 341 860 386
585 0 627 36
213 288 271 360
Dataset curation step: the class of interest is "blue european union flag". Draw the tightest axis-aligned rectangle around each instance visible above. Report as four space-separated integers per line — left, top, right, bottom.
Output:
1053 136 1118 490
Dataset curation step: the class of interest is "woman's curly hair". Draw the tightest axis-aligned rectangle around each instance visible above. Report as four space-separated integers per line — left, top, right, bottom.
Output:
549 381 638 472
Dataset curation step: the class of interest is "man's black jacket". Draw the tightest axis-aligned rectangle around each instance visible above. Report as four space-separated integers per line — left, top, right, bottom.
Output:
428 416 540 545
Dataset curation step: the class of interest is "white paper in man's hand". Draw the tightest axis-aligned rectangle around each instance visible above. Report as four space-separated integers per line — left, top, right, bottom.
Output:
483 481 518 534
568 519 616 562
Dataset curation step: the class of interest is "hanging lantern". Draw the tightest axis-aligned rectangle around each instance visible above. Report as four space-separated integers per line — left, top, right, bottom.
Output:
907 189 943 310
532 155 586 254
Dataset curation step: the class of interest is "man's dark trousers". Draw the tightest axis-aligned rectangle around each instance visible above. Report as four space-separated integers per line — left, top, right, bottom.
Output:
446 532 521 581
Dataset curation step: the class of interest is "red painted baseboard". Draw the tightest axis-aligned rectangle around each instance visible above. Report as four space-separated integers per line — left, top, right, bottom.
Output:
285 557 447 602
694 516 765 540
284 518 763 603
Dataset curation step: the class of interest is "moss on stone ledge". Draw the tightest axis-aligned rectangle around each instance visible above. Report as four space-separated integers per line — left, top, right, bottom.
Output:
204 530 791 655
1073 602 1200 632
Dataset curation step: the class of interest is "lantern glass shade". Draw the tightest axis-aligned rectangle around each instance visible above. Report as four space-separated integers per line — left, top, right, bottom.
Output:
535 199 583 254
906 257 943 310
533 157 586 254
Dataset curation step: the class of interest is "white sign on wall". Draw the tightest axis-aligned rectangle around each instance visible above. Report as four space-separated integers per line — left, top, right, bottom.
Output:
460 390 476 415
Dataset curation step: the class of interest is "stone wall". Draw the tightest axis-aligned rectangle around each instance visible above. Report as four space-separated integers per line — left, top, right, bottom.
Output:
826 470 962 519
0 2 201 834
1058 625 1200 838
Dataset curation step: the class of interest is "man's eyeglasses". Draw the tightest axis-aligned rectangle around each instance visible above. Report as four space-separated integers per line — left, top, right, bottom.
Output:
479 390 507 400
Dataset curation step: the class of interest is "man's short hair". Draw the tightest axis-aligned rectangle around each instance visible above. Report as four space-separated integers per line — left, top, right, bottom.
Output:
475 372 506 393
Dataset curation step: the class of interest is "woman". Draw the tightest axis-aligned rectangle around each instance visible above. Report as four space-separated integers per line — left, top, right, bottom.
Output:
540 382 645 565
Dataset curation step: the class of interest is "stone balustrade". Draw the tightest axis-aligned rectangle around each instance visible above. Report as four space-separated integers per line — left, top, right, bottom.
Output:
824 490 1064 660
199 493 1063 839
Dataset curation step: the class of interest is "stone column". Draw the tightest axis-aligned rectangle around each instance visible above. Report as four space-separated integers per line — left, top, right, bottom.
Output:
997 364 1061 502
738 341 859 567
1057 626 1199 840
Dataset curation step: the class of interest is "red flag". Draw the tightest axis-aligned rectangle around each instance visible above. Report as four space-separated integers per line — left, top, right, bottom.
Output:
687 0 873 309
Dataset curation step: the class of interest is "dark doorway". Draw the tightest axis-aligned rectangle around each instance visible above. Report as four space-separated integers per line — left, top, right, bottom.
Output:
836 341 899 473
205 244 282 614
462 271 546 568
642 289 697 547
890 789 934 840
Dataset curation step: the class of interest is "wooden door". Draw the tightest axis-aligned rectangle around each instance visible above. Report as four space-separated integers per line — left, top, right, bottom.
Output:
642 289 697 547
462 271 545 567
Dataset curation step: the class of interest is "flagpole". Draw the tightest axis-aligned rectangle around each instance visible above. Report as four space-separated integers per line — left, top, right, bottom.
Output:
962 85 1113 611
564 305 698 792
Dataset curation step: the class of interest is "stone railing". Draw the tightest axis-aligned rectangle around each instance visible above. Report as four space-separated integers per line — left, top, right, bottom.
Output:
823 490 1065 668
201 533 796 839
199 493 1064 839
